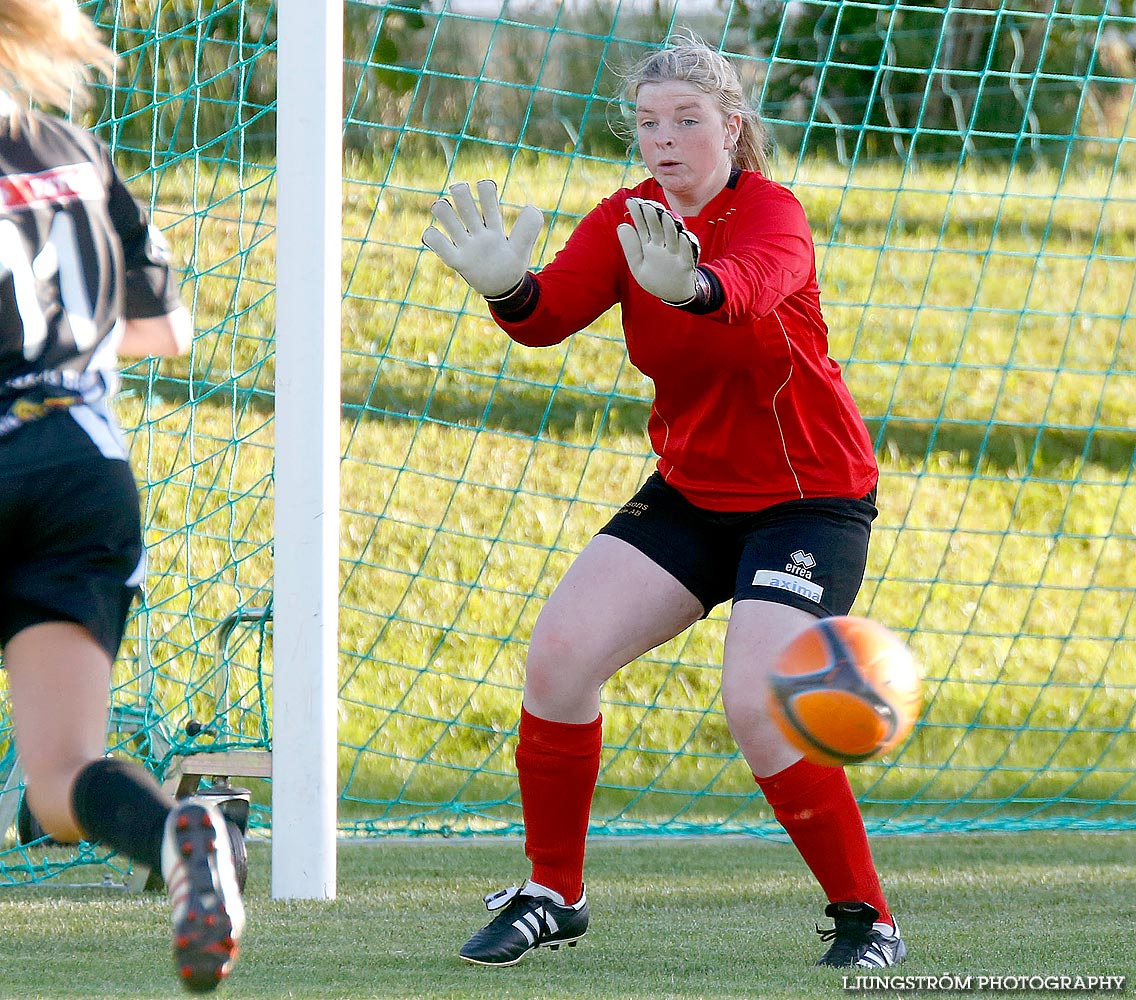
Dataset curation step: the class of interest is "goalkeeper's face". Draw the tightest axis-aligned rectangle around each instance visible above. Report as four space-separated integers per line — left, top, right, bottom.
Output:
635 81 742 213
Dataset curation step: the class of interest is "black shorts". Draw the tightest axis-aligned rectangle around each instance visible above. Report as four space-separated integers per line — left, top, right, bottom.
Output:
598 472 877 617
0 420 143 660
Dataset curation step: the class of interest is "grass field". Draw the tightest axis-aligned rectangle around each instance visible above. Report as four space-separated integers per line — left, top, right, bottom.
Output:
0 832 1132 999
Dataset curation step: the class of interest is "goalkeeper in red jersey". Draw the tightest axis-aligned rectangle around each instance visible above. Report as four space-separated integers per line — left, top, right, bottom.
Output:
423 32 905 971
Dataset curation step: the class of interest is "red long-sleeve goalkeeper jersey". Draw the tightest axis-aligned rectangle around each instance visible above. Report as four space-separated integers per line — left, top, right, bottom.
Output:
490 170 878 512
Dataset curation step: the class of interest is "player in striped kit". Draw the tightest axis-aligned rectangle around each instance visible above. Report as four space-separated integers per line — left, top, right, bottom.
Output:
0 1 243 991
424 32 907 971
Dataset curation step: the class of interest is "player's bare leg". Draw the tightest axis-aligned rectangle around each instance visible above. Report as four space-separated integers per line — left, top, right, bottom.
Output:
4 622 112 841
523 534 704 722
461 535 703 966
5 622 244 991
720 600 815 776
722 602 904 967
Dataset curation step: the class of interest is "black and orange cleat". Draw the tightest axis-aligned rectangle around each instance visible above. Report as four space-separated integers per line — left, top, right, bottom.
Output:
161 799 246 992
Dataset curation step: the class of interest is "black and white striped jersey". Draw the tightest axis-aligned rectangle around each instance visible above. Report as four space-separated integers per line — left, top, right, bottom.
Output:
0 95 183 459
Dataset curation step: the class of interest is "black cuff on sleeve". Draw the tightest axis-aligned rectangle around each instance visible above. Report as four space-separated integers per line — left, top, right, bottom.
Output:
124 265 185 319
486 272 540 322
676 267 725 315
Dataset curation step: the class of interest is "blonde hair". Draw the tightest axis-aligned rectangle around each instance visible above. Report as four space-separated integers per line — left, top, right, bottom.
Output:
0 0 116 112
619 30 770 176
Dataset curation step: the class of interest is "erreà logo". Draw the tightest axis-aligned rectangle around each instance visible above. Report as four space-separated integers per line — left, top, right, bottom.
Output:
785 549 817 579
790 549 816 569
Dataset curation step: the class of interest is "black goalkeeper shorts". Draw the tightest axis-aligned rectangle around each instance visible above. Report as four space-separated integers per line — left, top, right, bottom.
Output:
598 471 877 618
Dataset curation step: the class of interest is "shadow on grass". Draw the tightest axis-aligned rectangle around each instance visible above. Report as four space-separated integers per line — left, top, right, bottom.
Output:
127 370 1136 477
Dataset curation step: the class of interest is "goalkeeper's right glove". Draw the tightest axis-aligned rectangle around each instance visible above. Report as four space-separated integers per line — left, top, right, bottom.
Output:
616 197 701 306
422 180 544 299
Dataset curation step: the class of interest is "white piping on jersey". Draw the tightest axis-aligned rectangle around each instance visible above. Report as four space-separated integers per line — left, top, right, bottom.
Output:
654 314 803 496
69 402 127 462
770 309 805 499
655 404 672 468
126 550 147 589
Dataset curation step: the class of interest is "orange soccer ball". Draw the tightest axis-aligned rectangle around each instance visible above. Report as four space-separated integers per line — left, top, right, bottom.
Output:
767 616 923 767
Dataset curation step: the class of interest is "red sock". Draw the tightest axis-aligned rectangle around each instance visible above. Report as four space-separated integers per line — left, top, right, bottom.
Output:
755 758 891 925
516 705 602 904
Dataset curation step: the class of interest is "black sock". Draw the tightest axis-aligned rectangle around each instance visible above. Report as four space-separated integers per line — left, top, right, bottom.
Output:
70 757 171 870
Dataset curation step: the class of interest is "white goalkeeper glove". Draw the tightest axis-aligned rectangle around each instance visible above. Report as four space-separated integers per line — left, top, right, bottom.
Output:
422 180 544 299
616 197 701 306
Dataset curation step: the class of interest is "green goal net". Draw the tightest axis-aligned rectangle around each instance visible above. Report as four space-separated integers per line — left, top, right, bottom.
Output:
1 0 1134 884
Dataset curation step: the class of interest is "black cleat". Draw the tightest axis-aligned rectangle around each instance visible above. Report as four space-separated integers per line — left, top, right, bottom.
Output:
459 882 589 967
816 902 906 968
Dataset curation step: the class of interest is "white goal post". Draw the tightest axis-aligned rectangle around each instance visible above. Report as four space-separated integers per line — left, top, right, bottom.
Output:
271 0 343 900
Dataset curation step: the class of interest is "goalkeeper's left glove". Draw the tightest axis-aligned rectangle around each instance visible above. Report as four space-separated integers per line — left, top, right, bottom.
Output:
616 197 701 306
